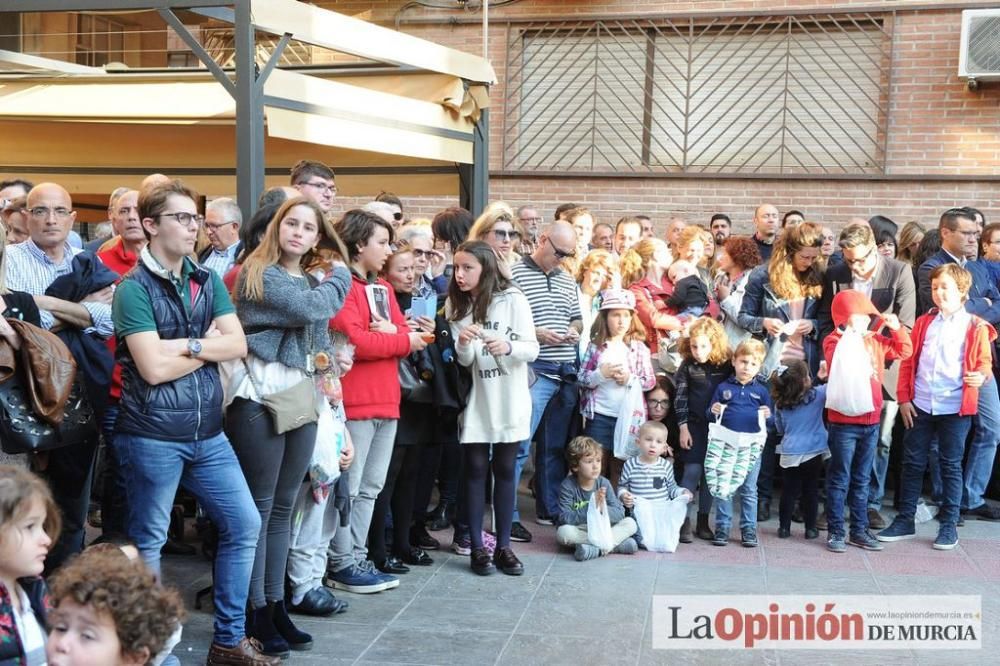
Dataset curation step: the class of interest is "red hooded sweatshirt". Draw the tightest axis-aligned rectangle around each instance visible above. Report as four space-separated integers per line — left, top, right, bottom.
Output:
897 308 996 416
329 272 410 421
823 290 913 425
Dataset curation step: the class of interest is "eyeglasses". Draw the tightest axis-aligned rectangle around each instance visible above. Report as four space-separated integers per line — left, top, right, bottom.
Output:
493 229 521 241
646 399 669 408
29 206 72 220
204 220 236 231
412 248 433 258
547 237 576 260
844 245 875 266
299 181 337 194
159 211 204 228
520 216 542 224
392 212 403 222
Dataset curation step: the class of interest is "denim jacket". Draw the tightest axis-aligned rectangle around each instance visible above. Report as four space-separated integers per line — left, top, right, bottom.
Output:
736 265 820 377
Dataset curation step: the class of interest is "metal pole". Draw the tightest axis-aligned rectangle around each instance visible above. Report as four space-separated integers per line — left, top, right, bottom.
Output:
234 0 264 219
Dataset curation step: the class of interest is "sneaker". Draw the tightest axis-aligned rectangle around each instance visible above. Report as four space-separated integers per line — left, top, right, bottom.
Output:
535 515 554 526
612 537 638 555
510 521 533 543
574 543 601 561
711 530 728 547
827 534 847 553
452 532 472 556
848 530 884 551
965 503 1000 521
933 524 959 551
324 564 387 594
359 559 399 590
876 518 916 542
481 530 497 554
867 508 887 530
804 527 820 540
741 528 758 548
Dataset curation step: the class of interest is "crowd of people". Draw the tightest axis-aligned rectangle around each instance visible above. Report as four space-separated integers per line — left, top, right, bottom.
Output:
0 163 998 665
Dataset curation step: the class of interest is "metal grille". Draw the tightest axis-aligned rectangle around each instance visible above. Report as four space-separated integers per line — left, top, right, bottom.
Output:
966 16 1000 73
501 13 891 175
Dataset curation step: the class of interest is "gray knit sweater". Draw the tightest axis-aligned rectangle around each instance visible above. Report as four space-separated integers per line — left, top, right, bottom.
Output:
235 264 351 372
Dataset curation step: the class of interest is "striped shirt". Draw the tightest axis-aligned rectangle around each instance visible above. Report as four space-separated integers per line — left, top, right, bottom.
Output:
617 456 683 502
201 241 240 277
510 256 581 363
4 239 114 337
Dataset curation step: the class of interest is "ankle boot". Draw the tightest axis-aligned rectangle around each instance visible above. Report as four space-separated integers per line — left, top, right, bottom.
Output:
695 513 714 541
427 502 452 531
679 516 693 543
246 604 290 659
271 600 313 651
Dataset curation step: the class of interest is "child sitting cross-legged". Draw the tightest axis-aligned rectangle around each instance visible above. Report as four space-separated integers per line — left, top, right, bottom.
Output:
556 437 639 561
618 421 693 548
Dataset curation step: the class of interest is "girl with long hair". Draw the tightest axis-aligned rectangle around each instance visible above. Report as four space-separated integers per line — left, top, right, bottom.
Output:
227 196 352 657
446 241 539 577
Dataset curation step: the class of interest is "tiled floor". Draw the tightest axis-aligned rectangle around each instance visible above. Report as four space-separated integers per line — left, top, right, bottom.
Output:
163 499 1000 665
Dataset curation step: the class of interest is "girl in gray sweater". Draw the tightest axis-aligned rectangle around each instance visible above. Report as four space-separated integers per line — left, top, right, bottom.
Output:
227 196 351 657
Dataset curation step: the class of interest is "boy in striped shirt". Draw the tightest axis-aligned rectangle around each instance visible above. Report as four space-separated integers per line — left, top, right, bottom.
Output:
618 421 692 547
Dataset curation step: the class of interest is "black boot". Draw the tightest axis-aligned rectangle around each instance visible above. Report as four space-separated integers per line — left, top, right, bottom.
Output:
271 600 313 651
246 604 290 659
695 513 714 541
426 502 452 531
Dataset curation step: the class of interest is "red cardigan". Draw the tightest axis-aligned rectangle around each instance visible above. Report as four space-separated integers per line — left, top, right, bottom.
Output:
823 326 912 425
897 310 996 416
329 273 410 421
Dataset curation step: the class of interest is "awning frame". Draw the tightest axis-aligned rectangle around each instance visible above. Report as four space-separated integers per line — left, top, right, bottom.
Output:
0 0 491 216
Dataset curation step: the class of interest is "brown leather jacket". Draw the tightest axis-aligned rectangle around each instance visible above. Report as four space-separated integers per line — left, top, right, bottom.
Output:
0 319 77 425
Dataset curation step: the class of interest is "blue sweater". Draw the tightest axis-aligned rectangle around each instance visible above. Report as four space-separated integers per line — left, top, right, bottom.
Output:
774 384 829 457
708 375 773 434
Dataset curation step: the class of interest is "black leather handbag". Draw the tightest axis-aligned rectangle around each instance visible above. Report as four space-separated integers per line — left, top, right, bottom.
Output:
0 372 97 454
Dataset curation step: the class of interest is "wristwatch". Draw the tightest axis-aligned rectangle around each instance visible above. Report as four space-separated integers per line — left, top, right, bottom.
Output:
187 338 203 358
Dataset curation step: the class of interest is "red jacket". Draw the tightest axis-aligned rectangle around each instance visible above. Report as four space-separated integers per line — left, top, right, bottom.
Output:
897 310 996 416
329 273 410 420
98 238 139 400
823 326 912 425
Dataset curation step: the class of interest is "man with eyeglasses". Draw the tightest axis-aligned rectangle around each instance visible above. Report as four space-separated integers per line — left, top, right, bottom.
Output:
4 182 117 570
511 221 583 527
291 159 337 214
111 180 274 664
817 223 916 530
916 207 1000 523
517 205 542 255
2 178 85 249
199 197 243 277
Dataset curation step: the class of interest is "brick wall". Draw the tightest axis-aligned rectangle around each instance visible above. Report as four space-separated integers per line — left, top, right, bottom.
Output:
320 1 1000 231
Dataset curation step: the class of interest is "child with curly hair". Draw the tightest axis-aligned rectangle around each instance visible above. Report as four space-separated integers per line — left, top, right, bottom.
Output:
46 548 186 666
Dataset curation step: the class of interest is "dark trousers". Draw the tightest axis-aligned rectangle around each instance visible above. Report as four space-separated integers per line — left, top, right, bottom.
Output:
369 443 423 563
45 439 98 573
779 455 824 530
226 398 316 608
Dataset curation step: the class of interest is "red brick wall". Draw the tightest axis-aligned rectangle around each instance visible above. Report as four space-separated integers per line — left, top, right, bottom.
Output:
321 1 1000 231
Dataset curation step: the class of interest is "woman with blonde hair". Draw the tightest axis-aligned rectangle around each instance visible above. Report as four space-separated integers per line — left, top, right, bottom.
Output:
896 221 926 265
227 196 352 656
469 202 524 267
575 249 618 357
621 238 684 370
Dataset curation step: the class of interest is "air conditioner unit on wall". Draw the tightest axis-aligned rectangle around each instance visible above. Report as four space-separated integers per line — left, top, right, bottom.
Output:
959 9 1000 90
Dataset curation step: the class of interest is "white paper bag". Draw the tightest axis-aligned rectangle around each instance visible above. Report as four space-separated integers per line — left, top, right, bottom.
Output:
586 491 615 552
633 495 688 553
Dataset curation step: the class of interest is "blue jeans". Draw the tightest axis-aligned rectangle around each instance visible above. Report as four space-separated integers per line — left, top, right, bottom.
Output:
100 404 128 536
714 457 761 533
896 408 971 527
116 431 260 647
963 378 1000 510
826 423 878 538
867 400 898 511
583 413 616 451
514 372 576 521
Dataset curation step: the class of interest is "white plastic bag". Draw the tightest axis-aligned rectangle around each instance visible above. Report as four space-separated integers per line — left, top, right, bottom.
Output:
613 378 647 460
826 327 875 416
633 495 688 553
307 402 343 503
586 491 615 552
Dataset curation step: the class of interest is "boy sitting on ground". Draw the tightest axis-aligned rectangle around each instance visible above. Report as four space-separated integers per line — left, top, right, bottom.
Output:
556 436 638 561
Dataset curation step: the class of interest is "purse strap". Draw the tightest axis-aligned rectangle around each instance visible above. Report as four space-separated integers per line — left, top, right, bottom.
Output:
243 324 316 399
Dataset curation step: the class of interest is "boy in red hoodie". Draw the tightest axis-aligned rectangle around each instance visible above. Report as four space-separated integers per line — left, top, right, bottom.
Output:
878 264 996 551
822 290 912 553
